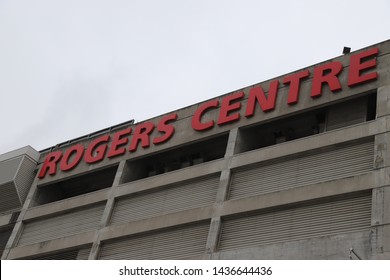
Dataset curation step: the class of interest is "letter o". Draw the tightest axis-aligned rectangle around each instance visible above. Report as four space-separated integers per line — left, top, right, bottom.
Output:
60 144 84 171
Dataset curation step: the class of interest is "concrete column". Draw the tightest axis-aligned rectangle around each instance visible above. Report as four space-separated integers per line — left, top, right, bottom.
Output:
371 85 390 259
1 174 41 259
376 85 390 118
205 217 221 256
215 128 238 202
371 186 390 259
88 160 127 260
206 128 239 255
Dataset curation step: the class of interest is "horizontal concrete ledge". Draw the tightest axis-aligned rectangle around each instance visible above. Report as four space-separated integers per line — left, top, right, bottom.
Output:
231 118 386 170
23 188 110 221
114 159 225 198
7 231 95 259
217 172 375 217
99 206 213 242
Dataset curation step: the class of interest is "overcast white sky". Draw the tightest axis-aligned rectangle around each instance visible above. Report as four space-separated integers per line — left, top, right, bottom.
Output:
0 0 389 154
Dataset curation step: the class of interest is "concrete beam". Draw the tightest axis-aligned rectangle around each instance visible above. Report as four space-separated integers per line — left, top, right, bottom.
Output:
23 189 109 220
6 231 95 260
114 159 225 198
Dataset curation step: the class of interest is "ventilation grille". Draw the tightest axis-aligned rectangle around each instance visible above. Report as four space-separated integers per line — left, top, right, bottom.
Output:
110 174 219 225
219 192 372 251
0 228 13 257
0 182 22 214
18 203 105 246
76 247 91 260
99 222 210 259
326 97 367 131
14 157 37 204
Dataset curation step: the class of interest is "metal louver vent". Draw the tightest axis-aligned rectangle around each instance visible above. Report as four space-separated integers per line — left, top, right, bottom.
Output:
99 222 210 259
110 174 219 225
0 157 22 185
326 97 367 131
14 157 37 203
25 250 79 260
229 138 374 200
18 203 105 246
0 182 21 214
76 247 91 260
219 192 372 251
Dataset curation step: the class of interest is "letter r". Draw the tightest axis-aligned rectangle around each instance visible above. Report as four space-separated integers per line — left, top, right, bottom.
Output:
38 151 62 179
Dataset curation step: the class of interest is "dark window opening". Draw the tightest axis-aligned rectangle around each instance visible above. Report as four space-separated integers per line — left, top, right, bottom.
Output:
34 165 118 206
237 92 376 153
366 93 377 121
121 134 228 183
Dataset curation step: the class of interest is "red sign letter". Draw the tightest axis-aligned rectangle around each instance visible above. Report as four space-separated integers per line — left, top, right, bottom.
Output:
191 99 219 131
60 144 84 171
153 113 178 144
217 92 244 126
283 70 310 104
129 122 155 152
107 128 132 158
245 80 279 117
38 151 62 179
85 135 110 163
311 61 343 97
348 48 379 87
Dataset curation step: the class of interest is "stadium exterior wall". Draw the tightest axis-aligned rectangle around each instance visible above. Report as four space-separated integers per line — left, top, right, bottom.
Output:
1 39 390 259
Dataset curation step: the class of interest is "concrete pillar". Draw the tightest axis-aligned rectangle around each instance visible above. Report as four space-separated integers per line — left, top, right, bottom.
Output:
371 186 390 259
376 85 390 118
371 85 390 259
205 217 221 256
205 128 239 255
88 160 126 260
1 174 41 259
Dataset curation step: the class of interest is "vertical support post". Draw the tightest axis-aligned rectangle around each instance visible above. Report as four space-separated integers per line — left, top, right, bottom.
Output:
371 85 390 259
88 160 127 260
205 128 239 257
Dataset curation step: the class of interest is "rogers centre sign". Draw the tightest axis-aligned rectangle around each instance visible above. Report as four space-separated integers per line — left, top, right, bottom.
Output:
38 48 379 179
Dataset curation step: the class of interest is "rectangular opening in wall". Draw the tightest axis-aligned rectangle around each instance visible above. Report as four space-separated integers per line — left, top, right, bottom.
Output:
121 133 228 183
34 164 118 206
236 91 376 153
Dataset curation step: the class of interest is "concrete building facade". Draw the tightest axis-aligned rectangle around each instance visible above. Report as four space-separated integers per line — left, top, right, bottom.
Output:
1 39 390 260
